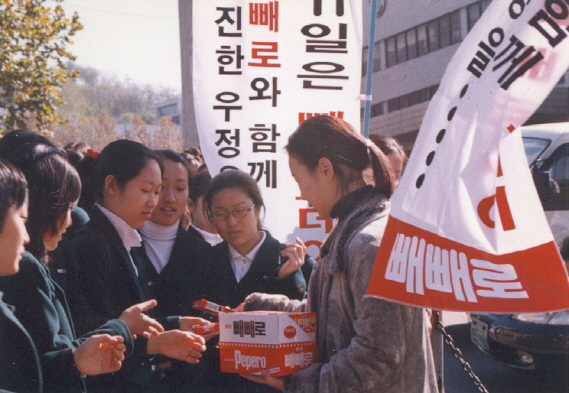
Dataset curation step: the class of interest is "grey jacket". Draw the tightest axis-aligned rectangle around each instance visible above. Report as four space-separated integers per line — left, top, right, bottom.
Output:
244 188 438 393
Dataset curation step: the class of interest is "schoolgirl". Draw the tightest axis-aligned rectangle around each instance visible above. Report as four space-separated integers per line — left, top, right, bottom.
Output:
67 140 208 392
204 170 315 309
0 158 41 393
139 150 212 319
187 170 223 246
0 145 135 393
241 115 438 393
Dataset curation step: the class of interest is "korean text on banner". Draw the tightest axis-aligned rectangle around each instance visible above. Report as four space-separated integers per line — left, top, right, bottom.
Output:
191 0 362 251
367 0 569 313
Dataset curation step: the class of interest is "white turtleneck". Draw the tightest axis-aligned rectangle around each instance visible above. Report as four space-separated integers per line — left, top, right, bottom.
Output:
190 224 223 246
139 219 179 274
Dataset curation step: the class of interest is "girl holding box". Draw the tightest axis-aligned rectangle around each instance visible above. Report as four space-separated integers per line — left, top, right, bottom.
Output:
241 115 438 393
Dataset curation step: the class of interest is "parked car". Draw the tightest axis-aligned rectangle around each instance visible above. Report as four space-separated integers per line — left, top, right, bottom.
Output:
471 122 569 371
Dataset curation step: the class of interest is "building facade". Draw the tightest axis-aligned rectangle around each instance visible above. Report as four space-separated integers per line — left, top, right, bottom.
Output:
179 0 568 150
361 0 569 151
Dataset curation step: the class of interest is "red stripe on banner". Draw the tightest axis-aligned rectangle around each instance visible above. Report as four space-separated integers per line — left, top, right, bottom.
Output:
495 186 516 231
366 216 569 313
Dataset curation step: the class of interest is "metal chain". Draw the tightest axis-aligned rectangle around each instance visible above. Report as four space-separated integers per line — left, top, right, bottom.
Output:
434 312 490 393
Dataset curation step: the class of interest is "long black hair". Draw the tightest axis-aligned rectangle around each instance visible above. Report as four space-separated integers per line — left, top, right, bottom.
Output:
155 149 191 187
0 158 28 230
88 140 163 204
3 144 81 261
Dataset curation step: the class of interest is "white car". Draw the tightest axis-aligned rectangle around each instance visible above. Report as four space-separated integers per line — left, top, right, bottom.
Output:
470 122 569 371
522 122 569 245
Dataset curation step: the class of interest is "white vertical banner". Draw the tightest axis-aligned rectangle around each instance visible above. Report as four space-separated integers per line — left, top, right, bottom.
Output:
192 0 362 251
367 0 569 313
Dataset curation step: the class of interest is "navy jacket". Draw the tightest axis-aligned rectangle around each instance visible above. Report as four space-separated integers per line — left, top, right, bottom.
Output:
141 222 213 319
0 292 42 393
208 231 313 309
67 207 179 336
0 253 132 393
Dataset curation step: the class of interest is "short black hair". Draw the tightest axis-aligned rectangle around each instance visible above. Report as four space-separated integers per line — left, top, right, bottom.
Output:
0 130 55 157
0 158 28 230
156 149 191 186
203 170 265 230
189 171 212 203
3 144 81 261
92 140 163 203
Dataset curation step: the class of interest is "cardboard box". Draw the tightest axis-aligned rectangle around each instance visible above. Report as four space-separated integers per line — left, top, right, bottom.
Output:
219 311 317 376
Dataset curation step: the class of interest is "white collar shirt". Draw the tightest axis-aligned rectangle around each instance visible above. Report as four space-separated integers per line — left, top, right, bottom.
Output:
228 231 266 283
96 204 142 276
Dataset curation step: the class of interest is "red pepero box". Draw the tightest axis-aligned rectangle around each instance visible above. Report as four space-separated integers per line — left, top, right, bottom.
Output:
219 311 317 376
192 299 235 317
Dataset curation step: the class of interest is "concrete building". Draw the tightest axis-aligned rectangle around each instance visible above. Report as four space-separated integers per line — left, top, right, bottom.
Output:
155 97 182 125
361 0 569 151
178 0 568 150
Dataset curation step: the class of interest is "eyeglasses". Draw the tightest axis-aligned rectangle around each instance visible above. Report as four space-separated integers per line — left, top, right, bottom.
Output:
210 204 255 222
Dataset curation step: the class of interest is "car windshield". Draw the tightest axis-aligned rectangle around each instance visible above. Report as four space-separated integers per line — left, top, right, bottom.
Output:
522 137 550 166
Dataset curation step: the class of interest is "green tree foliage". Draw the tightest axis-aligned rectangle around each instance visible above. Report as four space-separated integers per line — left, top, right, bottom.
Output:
0 0 82 132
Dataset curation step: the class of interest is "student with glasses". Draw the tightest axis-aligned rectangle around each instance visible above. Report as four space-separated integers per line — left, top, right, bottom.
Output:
204 170 314 310
201 169 315 392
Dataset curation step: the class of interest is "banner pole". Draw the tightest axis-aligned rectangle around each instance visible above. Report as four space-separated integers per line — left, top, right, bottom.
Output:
362 0 379 139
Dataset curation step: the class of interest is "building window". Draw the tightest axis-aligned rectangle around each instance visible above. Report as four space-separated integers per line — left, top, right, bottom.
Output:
371 102 384 117
385 36 397 67
381 9 463 69
438 14 451 48
429 84 439 98
159 104 178 117
388 98 400 112
427 19 440 52
406 29 418 60
467 3 481 31
396 32 407 63
417 24 428 56
467 0 492 31
373 41 381 72
450 10 462 44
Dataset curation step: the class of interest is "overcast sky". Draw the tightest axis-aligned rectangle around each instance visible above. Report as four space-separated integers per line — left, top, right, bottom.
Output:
52 0 182 92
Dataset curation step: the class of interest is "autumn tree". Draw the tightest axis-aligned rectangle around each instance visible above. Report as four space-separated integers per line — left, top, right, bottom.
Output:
152 116 184 150
51 112 118 151
125 114 150 146
0 0 82 133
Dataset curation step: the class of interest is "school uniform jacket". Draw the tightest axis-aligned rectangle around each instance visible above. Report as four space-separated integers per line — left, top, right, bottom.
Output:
67 207 179 337
0 291 42 393
0 253 133 393
208 231 312 309
141 222 213 319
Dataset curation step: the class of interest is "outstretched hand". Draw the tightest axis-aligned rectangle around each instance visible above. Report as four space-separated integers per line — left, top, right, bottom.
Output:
74 334 126 376
278 237 307 279
179 316 219 341
148 330 206 364
120 299 164 339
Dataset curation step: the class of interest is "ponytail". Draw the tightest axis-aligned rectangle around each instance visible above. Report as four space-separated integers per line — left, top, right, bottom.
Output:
365 139 394 198
286 115 395 198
